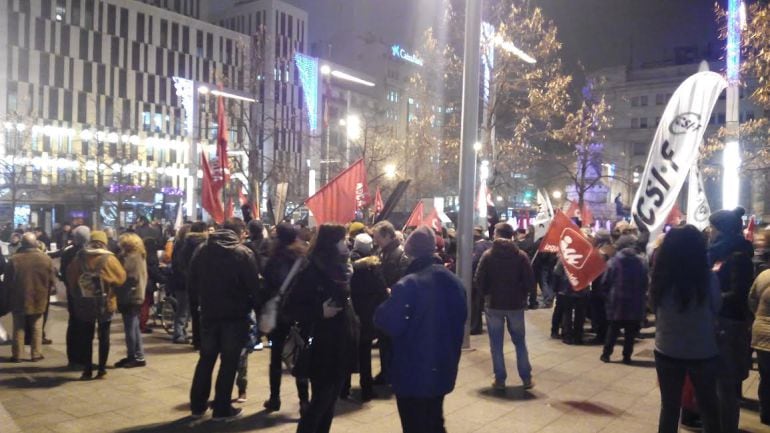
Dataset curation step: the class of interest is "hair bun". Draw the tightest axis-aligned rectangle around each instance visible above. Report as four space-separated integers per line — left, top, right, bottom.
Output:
734 206 746 218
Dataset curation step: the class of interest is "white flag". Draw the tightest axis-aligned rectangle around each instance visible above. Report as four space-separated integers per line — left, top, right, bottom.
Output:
174 198 184 230
533 189 553 240
687 162 711 231
631 71 727 234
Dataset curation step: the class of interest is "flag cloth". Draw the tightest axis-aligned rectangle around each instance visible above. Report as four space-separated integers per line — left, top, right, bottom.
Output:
216 93 230 186
225 197 234 220
201 153 224 224
174 198 184 230
665 203 684 226
422 208 442 233
403 200 425 230
565 201 594 227
305 159 368 225
686 162 711 231
746 216 756 242
374 186 384 215
632 71 727 234
538 211 606 291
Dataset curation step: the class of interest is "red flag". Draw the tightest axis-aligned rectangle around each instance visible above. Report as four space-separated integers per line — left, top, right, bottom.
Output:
305 159 368 225
422 208 442 233
201 153 224 224
746 215 756 242
538 210 606 291
403 200 424 230
374 187 384 215
665 203 684 226
216 93 230 185
565 201 594 227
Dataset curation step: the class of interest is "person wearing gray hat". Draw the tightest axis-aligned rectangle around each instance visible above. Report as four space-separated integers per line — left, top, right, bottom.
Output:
374 225 466 432
57 225 91 369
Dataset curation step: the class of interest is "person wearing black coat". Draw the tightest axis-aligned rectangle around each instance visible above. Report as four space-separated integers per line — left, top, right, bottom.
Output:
178 222 208 349
345 233 388 402
262 223 310 414
140 237 167 333
285 224 356 433
188 219 263 421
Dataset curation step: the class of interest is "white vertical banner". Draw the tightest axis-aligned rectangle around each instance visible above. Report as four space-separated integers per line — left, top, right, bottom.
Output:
687 162 711 231
631 71 727 234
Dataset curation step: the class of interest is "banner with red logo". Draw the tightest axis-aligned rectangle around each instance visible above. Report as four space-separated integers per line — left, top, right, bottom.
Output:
201 153 224 224
538 211 606 291
403 200 424 230
305 159 368 225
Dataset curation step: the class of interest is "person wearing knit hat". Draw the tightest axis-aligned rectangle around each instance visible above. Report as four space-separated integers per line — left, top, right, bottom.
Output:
89 230 109 247
708 206 756 433
403 225 436 259
353 233 374 257
348 221 366 237
374 225 467 432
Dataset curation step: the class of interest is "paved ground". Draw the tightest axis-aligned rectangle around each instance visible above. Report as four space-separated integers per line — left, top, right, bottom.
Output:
0 287 765 433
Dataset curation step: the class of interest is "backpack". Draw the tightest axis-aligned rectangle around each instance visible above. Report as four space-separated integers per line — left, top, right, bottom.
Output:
73 252 111 321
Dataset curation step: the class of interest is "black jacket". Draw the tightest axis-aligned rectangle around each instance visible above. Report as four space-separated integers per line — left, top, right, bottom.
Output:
285 255 357 381
188 230 263 322
350 254 389 336
474 239 535 310
244 237 270 275
178 232 208 298
379 240 409 288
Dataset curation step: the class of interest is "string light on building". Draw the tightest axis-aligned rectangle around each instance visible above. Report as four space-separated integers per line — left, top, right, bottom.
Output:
294 53 320 132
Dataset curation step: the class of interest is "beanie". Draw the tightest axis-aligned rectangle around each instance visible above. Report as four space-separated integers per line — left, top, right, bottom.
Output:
404 225 436 259
72 226 91 246
348 222 366 237
353 233 373 255
90 230 108 246
709 206 745 235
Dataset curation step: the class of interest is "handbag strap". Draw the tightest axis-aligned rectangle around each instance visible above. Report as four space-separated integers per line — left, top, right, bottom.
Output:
278 257 304 297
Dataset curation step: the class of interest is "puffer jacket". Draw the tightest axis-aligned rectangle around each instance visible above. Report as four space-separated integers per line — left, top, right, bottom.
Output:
474 239 535 310
604 247 648 321
188 230 262 322
6 248 56 315
750 269 770 351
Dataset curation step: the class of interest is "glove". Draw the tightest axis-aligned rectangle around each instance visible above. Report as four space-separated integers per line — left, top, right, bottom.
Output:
322 298 343 318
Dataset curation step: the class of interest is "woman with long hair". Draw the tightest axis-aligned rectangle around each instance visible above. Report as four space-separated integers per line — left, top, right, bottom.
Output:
651 225 721 433
115 233 148 368
285 223 356 433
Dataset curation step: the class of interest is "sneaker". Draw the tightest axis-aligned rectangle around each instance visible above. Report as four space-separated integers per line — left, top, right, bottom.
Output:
492 380 505 391
622 356 632 365
190 409 207 420
235 393 247 403
96 370 107 379
212 407 243 422
266 340 272 348
42 338 53 345
263 398 281 412
124 359 147 368
172 337 189 344
80 371 93 380
253 342 264 351
600 354 610 363
114 357 132 368
523 378 534 390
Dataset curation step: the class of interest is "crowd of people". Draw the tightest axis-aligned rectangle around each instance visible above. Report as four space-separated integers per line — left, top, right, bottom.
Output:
1 205 770 433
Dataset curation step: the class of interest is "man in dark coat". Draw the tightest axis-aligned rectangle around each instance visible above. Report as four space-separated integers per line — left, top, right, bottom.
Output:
470 226 492 335
188 218 263 421
475 223 535 391
709 207 755 433
375 226 466 433
600 235 648 364
178 221 209 349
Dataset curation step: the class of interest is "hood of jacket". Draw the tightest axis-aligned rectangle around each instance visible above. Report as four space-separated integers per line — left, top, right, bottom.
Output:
353 254 381 270
490 238 520 258
207 229 242 250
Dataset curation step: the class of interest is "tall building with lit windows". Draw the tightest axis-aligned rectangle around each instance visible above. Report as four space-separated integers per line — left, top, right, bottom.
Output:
0 0 249 230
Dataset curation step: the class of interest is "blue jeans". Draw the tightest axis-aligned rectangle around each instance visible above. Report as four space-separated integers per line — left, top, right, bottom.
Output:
122 308 144 361
485 308 532 383
173 289 190 341
539 268 554 304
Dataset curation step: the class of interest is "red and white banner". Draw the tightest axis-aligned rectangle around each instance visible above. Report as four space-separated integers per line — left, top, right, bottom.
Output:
374 186 384 215
403 200 424 230
305 159 368 225
201 153 224 224
538 211 606 291
632 71 727 234
423 208 442 233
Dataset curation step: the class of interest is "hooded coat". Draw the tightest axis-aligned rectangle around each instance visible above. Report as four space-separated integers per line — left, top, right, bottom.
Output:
474 238 535 310
188 230 262 322
604 246 648 321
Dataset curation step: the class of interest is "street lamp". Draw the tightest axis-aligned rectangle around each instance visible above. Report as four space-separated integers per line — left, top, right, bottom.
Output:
552 190 562 200
384 163 397 179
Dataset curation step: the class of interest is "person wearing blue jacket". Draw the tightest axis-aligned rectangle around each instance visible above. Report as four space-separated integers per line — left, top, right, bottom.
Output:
374 225 467 433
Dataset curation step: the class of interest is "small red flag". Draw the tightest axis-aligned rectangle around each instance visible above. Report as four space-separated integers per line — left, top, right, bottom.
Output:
422 208 442 233
216 93 230 186
403 200 424 230
201 153 224 224
374 187 384 215
305 159 368 225
538 210 606 291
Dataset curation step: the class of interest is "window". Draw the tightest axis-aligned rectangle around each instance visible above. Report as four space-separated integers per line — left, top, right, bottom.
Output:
135 74 143 100
640 95 648 106
143 111 151 131
6 82 17 112
206 33 213 59
71 0 80 26
78 92 87 123
118 70 126 98
82 62 92 92
39 53 50 85
93 34 102 62
80 29 89 61
111 37 120 65
35 18 46 50
154 112 163 133
630 96 639 107
137 13 145 43
183 26 189 52
160 19 168 48
119 8 128 38
147 76 155 103
97 64 106 94
49 88 59 119
122 99 131 130
655 93 665 105
639 117 648 128
631 117 639 129
55 1 66 21
196 30 203 57
107 4 116 35
54 57 64 87
61 26 70 56
172 23 179 51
